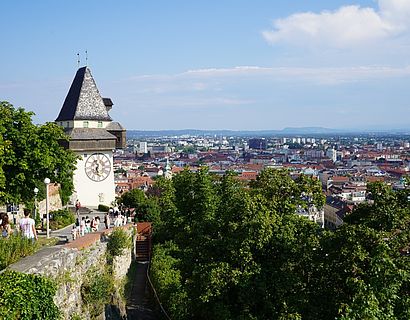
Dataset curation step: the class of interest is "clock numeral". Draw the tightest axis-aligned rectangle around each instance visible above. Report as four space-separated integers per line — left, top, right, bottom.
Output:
85 153 111 182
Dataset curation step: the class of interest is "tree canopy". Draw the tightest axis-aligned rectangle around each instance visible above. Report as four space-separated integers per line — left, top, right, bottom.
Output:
0 101 77 205
146 168 410 319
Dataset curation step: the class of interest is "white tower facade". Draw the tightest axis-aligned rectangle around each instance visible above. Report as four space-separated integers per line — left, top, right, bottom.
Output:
56 67 125 207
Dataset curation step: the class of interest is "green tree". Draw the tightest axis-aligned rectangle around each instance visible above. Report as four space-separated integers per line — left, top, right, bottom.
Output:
149 169 410 320
344 181 410 231
250 168 325 214
120 188 146 209
120 188 161 223
147 176 178 242
307 224 410 320
0 101 77 205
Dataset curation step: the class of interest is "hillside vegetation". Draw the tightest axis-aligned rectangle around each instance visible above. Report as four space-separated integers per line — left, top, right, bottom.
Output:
140 169 410 319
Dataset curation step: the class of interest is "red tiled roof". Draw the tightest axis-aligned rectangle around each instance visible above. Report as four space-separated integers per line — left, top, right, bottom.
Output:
331 176 349 182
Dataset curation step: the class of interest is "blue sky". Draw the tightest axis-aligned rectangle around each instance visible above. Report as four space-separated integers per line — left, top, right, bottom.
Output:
1 0 410 130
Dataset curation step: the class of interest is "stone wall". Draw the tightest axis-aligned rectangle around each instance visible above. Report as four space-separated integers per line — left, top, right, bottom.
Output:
38 183 63 216
9 226 135 320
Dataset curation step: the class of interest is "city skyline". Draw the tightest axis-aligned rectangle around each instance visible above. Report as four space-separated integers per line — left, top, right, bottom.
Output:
1 0 410 130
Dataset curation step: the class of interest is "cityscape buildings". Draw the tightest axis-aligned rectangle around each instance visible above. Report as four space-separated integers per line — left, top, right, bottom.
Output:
115 131 410 228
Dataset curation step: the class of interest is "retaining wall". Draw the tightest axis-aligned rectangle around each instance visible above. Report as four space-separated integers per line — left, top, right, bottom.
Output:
9 225 136 320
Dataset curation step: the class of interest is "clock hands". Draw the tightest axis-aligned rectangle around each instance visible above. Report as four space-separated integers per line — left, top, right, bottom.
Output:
94 160 102 176
85 153 111 182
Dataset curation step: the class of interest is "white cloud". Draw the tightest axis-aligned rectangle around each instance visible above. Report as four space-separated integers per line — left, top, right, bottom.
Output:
125 65 410 86
262 0 410 48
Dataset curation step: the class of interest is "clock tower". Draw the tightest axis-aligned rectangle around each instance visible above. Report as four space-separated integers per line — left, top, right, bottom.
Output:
56 66 125 207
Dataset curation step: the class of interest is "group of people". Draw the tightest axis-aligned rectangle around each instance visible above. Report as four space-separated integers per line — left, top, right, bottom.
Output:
0 202 134 243
0 209 38 241
70 204 133 241
72 216 101 240
109 207 130 227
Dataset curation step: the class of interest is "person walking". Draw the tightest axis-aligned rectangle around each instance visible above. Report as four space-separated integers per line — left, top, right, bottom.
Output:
91 217 98 232
95 216 100 231
19 209 37 242
85 216 91 233
75 199 81 216
80 217 86 236
1 214 12 238
104 212 110 229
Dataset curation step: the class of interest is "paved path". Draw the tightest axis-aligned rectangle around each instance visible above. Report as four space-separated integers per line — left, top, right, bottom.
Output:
44 210 116 242
39 210 159 319
126 262 158 320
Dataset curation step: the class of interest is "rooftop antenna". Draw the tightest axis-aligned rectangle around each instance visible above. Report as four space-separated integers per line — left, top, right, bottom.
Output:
77 53 80 68
85 50 88 66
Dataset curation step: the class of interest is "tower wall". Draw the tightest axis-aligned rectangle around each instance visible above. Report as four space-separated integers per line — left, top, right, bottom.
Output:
73 151 115 207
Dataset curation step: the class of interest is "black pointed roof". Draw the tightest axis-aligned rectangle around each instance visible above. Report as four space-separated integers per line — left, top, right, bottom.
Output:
56 67 112 121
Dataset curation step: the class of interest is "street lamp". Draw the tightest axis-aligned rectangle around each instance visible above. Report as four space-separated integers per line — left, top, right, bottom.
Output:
44 178 50 239
33 187 39 220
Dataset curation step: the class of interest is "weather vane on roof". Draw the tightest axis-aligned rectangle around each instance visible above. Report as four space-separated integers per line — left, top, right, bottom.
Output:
85 50 88 66
77 53 80 68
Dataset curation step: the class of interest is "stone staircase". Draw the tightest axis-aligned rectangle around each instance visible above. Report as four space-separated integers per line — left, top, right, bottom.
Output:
126 222 157 319
68 206 93 215
136 235 150 262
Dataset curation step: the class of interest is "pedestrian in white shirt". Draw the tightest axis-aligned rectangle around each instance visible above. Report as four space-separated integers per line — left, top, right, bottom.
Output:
19 209 37 242
80 217 86 236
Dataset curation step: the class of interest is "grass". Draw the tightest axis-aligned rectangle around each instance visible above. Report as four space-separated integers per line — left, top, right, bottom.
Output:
0 233 38 270
0 234 59 270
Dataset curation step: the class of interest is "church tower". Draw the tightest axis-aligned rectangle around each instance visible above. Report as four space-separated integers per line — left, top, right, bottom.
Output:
56 67 125 207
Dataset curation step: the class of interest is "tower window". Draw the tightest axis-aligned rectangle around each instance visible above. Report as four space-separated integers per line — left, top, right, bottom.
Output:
83 121 89 128
98 121 103 128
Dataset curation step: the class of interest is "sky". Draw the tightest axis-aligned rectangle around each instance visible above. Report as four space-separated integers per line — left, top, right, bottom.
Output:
1 0 410 131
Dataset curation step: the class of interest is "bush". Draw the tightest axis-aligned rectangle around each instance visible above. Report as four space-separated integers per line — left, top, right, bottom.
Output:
107 228 131 257
49 208 75 230
150 241 188 319
0 270 60 319
81 268 114 317
0 233 39 270
98 204 110 212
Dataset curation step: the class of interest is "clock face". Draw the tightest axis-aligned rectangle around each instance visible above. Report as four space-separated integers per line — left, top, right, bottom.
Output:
84 153 111 182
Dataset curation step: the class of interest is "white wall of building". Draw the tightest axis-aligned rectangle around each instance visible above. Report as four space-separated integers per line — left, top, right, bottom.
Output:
139 142 148 154
57 120 111 129
73 151 115 207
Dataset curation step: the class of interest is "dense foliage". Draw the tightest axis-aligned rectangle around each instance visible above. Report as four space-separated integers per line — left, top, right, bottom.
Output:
0 233 39 270
0 270 60 319
119 188 161 223
107 227 132 257
81 266 114 317
49 208 75 230
0 101 77 205
149 168 410 319
98 204 110 212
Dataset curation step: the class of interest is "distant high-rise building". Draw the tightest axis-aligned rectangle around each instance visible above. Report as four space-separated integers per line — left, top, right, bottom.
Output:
139 142 148 154
326 148 337 163
249 138 267 150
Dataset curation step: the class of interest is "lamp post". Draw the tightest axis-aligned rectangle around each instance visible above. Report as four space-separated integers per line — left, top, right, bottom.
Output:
44 178 50 239
33 187 39 220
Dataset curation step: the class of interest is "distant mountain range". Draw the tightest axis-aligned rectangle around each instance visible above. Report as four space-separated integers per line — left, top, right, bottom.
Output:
126 127 340 138
126 126 410 138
